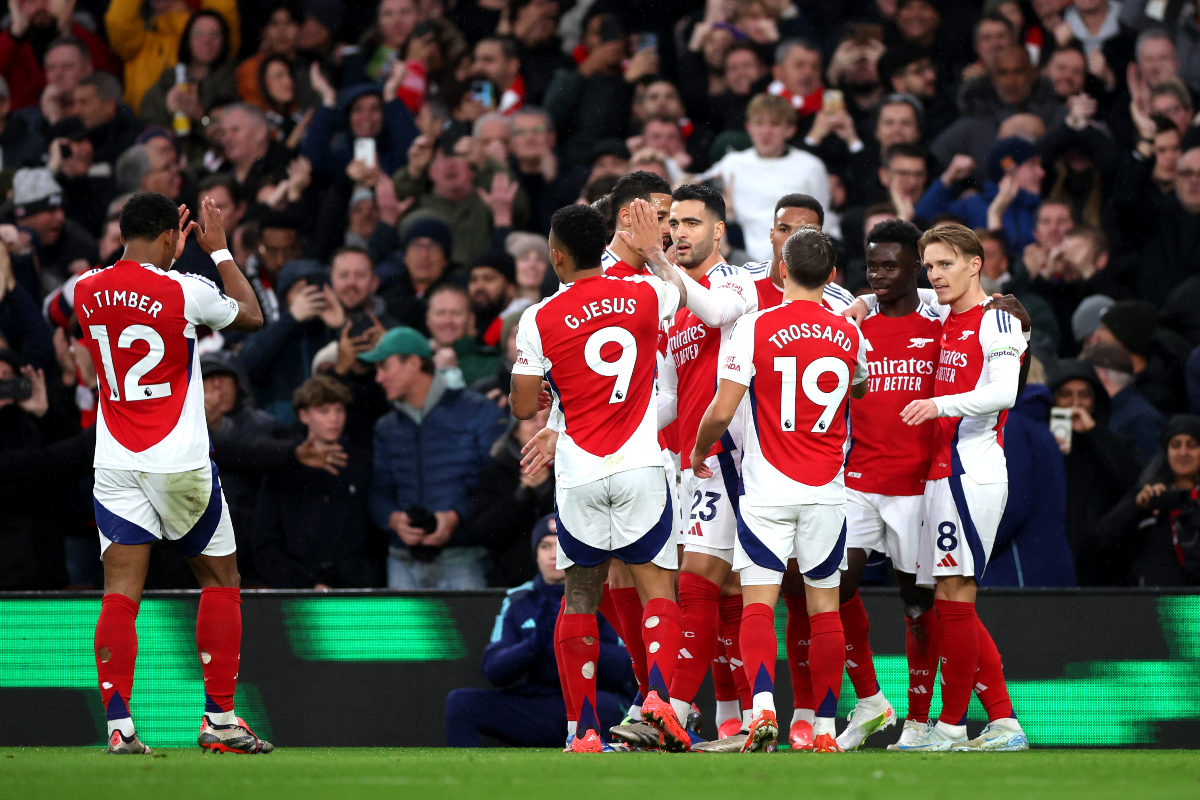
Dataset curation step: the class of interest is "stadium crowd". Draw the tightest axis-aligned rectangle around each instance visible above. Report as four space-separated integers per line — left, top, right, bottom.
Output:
4 0 1200 592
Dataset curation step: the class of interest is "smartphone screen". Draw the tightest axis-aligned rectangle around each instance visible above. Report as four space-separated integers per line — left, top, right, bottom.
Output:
353 137 377 168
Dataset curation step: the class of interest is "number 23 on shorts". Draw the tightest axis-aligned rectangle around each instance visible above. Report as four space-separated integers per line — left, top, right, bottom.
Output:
691 490 719 521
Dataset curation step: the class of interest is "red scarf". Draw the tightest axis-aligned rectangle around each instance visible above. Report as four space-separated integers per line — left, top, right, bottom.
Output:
767 80 824 115
500 74 525 115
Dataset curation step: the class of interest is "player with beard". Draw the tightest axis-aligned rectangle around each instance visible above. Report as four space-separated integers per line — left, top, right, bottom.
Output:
833 219 942 751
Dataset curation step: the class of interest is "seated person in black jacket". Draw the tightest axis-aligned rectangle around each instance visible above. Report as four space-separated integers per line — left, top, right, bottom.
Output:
252 376 381 588
444 515 633 747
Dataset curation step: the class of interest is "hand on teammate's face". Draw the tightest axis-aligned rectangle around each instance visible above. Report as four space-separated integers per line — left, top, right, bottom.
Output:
616 198 664 257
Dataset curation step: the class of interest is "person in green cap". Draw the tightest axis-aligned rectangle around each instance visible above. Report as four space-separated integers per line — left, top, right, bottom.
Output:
360 325 508 589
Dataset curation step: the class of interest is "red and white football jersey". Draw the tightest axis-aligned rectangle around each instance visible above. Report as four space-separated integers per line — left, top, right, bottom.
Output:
846 303 943 496
74 260 240 472
666 263 758 461
602 247 643 278
743 259 856 313
719 299 868 505
513 273 680 488
929 303 1026 484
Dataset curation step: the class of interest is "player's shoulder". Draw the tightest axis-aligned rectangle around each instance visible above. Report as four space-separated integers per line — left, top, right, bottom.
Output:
917 300 944 323
709 262 757 295
505 580 535 599
741 260 771 277
821 281 855 310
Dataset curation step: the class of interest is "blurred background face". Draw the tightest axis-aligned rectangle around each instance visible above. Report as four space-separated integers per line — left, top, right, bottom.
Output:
426 290 471 346
405 238 447 284
349 94 384 138
980 235 1009 278
144 138 182 198
1154 128 1182 183
331 252 377 311
468 267 510 310
975 20 1013 69
263 7 300 53
298 402 346 443
219 109 267 163
375 353 422 401
882 154 927 202
1175 148 1200 210
515 249 547 289
264 60 295 106
44 44 91 92
1138 37 1180 85
1053 378 1094 412
379 0 418 48
992 48 1035 105
643 119 683 155
896 0 939 42
1034 203 1073 248
258 227 300 277
875 102 920 148
348 197 380 239
1045 50 1085 98
1169 434 1200 479
537 534 565 583
200 185 244 230
1012 156 1045 194
73 85 109 129
190 15 225 65
510 113 552 160
774 44 821 96
892 57 936 97
746 114 792 156
725 48 764 95
640 82 685 120
203 373 238 418
19 208 65 247
1151 92 1192 133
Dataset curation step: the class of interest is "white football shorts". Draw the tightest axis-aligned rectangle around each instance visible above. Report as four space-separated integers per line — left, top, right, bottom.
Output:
93 460 235 559
916 475 1008 586
555 466 677 570
663 448 686 539
681 449 742 563
734 500 847 588
845 489 924 575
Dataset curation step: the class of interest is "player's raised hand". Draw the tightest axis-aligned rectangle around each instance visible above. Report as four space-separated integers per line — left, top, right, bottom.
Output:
174 203 192 261
983 293 1031 332
617 198 665 257
841 297 869 326
194 197 230 255
900 398 939 426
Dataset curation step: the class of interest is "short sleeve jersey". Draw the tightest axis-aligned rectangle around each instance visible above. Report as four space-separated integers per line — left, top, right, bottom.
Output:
74 260 240 472
719 300 869 506
929 303 1027 484
845 303 943 496
513 273 680 488
743 260 856 314
666 263 758 461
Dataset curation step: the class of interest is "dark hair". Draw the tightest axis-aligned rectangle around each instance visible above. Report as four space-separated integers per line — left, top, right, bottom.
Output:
119 192 180 243
866 218 922 251
782 227 837 289
1153 114 1180 135
477 35 519 60
550 205 608 272
583 173 620 204
178 10 230 67
293 374 353 411
724 41 762 67
427 282 469 304
331 245 374 269
976 11 1016 39
610 170 672 216
883 142 927 165
81 72 122 103
671 183 726 223
774 193 824 226
258 53 297 110
590 195 616 240
198 172 244 204
258 209 299 232
264 0 304 28
46 35 92 65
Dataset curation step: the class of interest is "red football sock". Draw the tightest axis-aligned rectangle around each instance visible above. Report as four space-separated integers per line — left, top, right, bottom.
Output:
904 607 940 723
711 641 737 700
95 593 139 722
599 585 621 639
739 603 776 701
935 599 979 726
196 587 242 715
554 599 576 722
718 594 751 710
809 611 845 720
669 573 720 704
839 591 880 699
974 616 1014 721
610 586 648 697
557 613 601 733
783 593 814 711
642 598 682 699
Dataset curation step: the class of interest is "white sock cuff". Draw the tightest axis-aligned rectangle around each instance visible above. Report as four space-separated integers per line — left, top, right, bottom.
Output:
791 708 814 726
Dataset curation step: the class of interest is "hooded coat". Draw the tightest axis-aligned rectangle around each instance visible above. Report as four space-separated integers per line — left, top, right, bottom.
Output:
982 384 1076 587
300 83 419 181
1049 360 1147 584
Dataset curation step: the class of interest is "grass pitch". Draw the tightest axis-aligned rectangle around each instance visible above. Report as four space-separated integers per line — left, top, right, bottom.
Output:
2 747 1198 800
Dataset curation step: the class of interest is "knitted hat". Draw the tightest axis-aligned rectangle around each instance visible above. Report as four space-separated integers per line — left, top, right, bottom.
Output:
303 0 344 37
1071 294 1114 342
276 259 330 299
402 216 452 259
531 513 557 556
986 137 1040 183
12 168 63 218
1160 414 1200 449
1100 299 1158 357
1081 341 1134 375
471 250 516 284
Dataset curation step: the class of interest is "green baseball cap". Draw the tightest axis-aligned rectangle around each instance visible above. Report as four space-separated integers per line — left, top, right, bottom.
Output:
357 326 432 363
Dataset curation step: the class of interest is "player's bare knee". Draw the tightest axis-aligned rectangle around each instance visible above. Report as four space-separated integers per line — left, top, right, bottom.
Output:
564 563 606 614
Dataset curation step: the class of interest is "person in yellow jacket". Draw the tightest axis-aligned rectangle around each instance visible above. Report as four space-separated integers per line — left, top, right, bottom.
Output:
105 0 241 114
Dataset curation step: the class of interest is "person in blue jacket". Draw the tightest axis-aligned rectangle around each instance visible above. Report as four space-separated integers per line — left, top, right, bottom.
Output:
915 137 1043 253
301 74 419 182
982 381 1077 587
445 515 634 747
361 326 507 589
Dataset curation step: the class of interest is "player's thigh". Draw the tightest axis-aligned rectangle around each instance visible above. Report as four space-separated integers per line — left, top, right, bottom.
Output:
555 477 621 570
845 489 886 556
921 476 1007 586
682 452 740 558
733 501 795 584
609 466 677 571
93 467 166 558
795 503 847 590
141 462 236 559
877 493 925 576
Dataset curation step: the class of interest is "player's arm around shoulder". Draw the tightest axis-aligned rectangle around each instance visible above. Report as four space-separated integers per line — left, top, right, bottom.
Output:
848 319 869 399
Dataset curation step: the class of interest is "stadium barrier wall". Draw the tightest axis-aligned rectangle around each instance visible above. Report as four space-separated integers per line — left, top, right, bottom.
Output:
2 589 1199 749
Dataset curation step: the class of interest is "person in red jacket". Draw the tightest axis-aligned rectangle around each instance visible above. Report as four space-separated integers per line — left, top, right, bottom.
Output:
0 0 119 111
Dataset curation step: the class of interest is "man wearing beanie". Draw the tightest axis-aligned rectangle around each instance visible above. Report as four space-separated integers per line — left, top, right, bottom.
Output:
12 167 98 284
1094 299 1183 417
915 136 1044 251
1082 341 1165 460
444 515 633 747
468 250 524 347
381 216 455 335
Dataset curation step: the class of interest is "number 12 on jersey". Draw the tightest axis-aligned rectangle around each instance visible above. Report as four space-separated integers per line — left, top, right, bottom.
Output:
774 355 850 433
90 324 173 402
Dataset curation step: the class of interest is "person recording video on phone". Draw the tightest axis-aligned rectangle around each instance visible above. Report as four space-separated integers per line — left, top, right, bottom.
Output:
361 326 507 590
